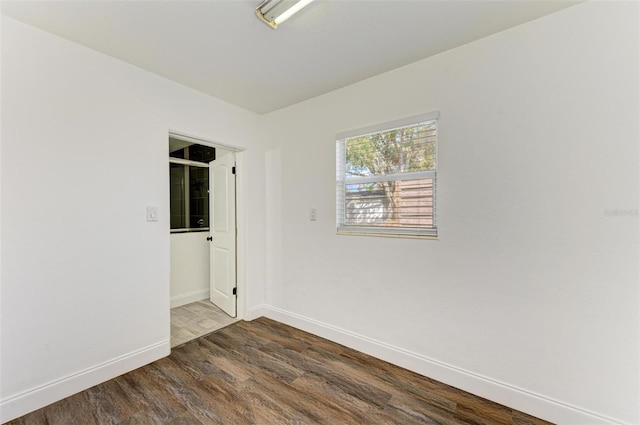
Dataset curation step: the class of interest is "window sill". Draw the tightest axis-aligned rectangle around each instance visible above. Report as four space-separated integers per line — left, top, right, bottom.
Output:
171 228 210 234
337 230 438 240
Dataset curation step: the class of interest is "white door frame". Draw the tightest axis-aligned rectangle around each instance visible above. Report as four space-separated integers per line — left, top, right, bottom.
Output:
168 131 247 321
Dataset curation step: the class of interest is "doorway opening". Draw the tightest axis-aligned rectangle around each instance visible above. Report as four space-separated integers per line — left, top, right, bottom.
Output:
168 133 243 347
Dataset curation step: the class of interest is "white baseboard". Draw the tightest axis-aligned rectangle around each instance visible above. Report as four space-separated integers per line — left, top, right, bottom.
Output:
258 305 626 425
170 289 209 308
0 340 170 424
246 303 267 321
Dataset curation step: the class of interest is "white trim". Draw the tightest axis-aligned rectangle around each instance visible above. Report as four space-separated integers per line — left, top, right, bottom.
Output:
258 305 628 425
168 131 244 153
337 229 438 239
344 170 435 185
170 289 210 308
170 228 210 234
245 303 268 321
234 150 248 321
169 158 210 168
0 340 170 423
337 225 436 238
336 111 439 141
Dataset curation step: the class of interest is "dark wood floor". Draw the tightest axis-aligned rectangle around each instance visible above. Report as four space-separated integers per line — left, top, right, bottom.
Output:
9 318 553 425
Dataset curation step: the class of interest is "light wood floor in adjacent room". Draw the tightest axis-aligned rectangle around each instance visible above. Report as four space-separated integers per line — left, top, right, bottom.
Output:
171 300 238 347
9 317 553 425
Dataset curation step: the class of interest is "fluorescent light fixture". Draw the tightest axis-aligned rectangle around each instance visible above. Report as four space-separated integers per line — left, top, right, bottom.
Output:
256 0 315 29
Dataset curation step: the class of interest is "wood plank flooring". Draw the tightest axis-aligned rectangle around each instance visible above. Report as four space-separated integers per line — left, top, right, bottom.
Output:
8 318 554 425
171 300 239 347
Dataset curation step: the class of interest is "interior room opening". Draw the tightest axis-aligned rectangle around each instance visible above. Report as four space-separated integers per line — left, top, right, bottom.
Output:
168 134 239 347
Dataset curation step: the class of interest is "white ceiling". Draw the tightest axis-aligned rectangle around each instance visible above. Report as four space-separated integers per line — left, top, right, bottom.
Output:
1 0 580 114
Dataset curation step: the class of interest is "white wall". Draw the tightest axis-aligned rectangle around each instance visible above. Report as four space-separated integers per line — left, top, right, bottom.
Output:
0 16 265 422
170 232 210 307
259 2 639 424
2 3 638 424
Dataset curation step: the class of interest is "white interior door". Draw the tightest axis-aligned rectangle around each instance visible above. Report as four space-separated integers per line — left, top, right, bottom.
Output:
209 152 237 317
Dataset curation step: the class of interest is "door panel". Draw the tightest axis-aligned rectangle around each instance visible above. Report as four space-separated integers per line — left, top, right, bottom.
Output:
213 247 228 292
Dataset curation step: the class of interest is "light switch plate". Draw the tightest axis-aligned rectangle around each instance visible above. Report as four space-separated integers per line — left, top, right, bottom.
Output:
309 208 317 221
147 206 159 222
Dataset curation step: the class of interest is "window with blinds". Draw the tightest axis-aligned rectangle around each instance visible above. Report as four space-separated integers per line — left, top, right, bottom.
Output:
336 112 438 238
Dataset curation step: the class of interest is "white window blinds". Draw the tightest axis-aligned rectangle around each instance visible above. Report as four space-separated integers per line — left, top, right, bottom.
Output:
336 112 438 237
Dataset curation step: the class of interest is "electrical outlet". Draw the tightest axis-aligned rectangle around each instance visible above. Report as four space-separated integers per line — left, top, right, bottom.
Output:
309 208 317 221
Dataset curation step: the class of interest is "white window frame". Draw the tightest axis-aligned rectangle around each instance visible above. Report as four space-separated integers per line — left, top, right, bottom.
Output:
336 112 439 239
